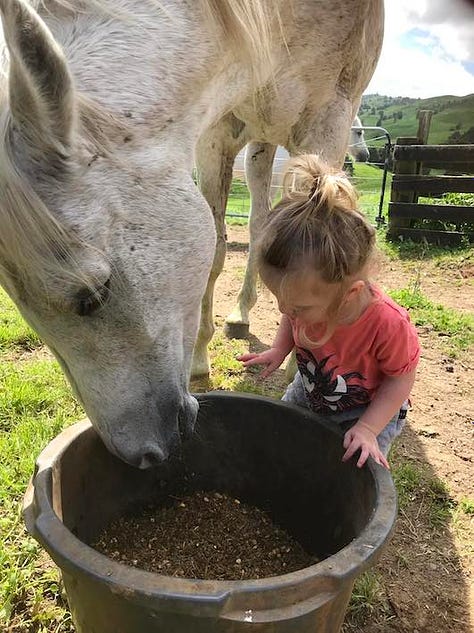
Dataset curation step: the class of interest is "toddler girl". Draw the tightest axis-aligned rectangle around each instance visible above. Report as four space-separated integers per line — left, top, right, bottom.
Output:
239 155 420 468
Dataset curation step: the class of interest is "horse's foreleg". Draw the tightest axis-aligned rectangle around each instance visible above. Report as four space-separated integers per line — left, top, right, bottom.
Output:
192 122 244 379
225 141 276 338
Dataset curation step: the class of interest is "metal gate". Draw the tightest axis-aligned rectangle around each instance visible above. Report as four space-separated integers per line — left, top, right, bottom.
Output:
227 126 392 227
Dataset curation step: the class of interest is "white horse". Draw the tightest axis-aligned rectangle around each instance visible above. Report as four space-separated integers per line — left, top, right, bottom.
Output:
221 115 370 340
0 0 383 467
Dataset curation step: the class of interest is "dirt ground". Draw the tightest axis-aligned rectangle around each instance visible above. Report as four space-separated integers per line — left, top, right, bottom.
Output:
210 225 474 632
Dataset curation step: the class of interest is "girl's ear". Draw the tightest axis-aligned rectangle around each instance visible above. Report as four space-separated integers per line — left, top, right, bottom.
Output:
345 280 365 302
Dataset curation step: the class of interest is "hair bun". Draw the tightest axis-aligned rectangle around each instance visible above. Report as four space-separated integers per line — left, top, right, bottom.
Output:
282 155 357 214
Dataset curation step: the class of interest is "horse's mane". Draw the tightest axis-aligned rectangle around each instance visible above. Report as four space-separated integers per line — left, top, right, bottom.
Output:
201 0 280 84
0 100 123 291
0 83 132 290
0 0 279 290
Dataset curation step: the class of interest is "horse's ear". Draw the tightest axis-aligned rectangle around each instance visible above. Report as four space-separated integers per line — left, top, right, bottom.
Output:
1 0 76 163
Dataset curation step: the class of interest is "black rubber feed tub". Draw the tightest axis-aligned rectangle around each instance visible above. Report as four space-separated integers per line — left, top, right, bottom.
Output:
24 392 397 632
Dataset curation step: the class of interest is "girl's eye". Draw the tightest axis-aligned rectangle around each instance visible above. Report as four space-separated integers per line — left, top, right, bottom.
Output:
76 279 111 316
292 307 312 317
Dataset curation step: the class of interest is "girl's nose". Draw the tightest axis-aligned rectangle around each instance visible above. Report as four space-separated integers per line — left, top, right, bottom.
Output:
278 302 296 318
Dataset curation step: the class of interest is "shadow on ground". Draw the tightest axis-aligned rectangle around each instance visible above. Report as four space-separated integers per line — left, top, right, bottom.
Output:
342 416 472 632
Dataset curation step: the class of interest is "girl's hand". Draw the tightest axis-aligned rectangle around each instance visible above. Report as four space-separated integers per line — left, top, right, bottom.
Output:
342 422 390 469
237 348 288 378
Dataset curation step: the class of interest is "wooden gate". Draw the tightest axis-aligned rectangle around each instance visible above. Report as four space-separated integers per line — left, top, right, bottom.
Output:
388 143 474 245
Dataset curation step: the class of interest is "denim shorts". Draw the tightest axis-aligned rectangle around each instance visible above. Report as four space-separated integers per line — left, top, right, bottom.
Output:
282 371 408 456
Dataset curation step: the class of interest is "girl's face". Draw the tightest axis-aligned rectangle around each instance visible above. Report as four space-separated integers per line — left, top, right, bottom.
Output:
262 268 343 325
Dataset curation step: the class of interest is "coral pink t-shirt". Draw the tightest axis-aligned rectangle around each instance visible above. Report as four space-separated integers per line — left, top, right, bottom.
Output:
292 286 420 414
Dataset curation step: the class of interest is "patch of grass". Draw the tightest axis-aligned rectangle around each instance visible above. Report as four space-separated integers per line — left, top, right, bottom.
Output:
379 233 474 264
0 512 73 632
426 477 454 528
344 570 390 628
205 333 284 398
451 498 474 560
459 498 474 515
0 350 83 629
0 360 78 433
208 333 247 388
226 178 251 224
392 460 455 528
0 288 41 352
388 288 474 354
424 192 474 207
391 461 424 508
0 289 80 628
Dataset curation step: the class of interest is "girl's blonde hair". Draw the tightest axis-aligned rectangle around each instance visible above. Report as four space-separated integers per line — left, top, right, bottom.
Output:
258 155 376 345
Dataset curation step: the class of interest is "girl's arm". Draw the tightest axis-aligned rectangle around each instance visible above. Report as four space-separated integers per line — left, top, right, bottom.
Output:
270 314 295 355
342 369 417 468
238 314 294 378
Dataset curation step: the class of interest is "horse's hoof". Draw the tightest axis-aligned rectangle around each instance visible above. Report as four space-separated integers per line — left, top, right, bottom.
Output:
190 374 212 393
224 321 249 339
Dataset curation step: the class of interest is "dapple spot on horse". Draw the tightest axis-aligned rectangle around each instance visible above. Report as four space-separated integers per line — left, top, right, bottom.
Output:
0 0 383 466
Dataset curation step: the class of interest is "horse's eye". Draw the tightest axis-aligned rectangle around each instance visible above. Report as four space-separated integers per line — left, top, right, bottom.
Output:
76 279 111 316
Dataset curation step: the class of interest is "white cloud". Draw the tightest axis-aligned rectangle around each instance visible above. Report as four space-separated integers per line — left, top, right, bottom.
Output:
413 0 474 59
366 0 474 97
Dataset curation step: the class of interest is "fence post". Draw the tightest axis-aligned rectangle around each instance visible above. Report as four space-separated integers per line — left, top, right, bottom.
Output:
416 110 433 179
388 136 418 236
416 110 433 145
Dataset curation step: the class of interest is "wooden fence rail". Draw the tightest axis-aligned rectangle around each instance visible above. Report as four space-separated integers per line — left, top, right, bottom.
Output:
393 144 474 163
388 140 474 246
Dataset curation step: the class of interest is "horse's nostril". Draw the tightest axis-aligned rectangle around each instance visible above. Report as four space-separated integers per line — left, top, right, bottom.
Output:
136 446 167 469
138 452 161 469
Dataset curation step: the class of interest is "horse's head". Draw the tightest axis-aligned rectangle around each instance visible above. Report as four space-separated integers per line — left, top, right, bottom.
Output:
349 116 370 163
0 1 215 467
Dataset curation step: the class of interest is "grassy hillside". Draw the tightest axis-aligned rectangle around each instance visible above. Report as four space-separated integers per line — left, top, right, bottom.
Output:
359 93 474 144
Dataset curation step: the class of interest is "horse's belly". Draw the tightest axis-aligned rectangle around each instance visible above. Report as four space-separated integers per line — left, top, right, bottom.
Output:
231 73 338 146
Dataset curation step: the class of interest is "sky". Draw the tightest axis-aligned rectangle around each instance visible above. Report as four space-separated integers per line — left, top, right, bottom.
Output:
365 0 474 98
